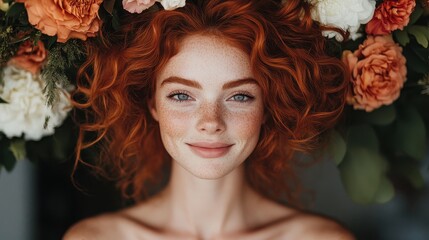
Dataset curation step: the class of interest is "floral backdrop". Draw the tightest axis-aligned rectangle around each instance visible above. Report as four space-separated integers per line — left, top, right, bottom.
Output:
0 0 428 205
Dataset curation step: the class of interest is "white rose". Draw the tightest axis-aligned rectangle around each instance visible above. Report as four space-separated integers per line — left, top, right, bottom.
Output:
157 0 185 10
0 66 71 140
309 0 376 41
0 0 9 12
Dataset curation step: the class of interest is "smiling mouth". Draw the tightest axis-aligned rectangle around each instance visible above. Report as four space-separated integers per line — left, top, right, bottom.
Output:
186 143 234 158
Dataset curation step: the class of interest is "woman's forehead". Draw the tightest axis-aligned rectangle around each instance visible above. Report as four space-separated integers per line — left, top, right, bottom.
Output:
156 34 255 87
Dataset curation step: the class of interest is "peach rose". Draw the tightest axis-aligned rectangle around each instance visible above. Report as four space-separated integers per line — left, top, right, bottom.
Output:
342 35 407 112
366 0 416 35
17 0 103 43
8 40 47 74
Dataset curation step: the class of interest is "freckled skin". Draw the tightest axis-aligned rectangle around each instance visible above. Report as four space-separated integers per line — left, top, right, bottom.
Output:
64 34 355 240
150 35 265 179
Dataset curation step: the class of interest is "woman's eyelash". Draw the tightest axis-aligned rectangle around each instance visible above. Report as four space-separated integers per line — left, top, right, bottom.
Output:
167 91 193 102
229 92 255 102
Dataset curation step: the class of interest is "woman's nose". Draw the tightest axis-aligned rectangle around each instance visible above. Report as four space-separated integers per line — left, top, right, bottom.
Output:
196 102 226 134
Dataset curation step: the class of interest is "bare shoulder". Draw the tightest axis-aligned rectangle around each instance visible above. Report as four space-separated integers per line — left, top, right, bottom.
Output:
62 213 133 240
280 210 356 240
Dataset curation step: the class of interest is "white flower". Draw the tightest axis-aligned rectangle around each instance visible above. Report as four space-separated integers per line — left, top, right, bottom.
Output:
157 0 185 10
0 66 71 141
309 0 376 41
0 0 9 12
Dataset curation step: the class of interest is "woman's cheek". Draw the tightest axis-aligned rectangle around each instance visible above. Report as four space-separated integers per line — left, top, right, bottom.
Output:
157 104 192 137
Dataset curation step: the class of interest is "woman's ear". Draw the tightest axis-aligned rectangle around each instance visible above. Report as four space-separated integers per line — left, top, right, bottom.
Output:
148 98 159 122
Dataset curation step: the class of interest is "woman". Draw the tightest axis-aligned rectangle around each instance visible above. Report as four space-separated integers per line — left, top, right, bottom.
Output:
65 0 353 239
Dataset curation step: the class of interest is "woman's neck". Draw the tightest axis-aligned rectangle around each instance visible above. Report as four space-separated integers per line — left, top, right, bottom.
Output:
161 161 258 239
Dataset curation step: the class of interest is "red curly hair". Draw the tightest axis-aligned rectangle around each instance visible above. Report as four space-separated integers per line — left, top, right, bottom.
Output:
73 0 349 206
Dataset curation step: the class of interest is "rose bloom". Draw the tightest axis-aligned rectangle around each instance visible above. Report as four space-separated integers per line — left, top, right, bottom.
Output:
123 0 155 14
0 66 71 140
309 0 376 41
17 0 103 43
158 0 186 10
8 40 47 74
342 35 407 112
366 0 416 35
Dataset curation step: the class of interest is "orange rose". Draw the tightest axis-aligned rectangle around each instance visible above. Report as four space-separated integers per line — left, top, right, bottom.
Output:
8 40 47 74
342 35 407 112
366 0 416 35
17 0 103 43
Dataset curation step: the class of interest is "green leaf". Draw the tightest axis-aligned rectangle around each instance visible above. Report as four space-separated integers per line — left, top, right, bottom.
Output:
45 35 58 49
408 4 424 26
0 146 17 172
374 177 395 204
5 2 25 18
346 124 379 152
407 26 429 48
404 48 429 74
339 146 388 204
394 30 410 46
9 139 26 160
359 105 396 126
326 130 347 165
394 105 426 160
394 160 425 189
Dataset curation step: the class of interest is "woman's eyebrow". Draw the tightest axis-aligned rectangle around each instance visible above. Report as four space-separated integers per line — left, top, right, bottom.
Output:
161 76 202 89
160 76 258 89
222 78 258 90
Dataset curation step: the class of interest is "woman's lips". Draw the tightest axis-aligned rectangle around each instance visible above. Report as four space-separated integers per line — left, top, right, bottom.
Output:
186 142 234 158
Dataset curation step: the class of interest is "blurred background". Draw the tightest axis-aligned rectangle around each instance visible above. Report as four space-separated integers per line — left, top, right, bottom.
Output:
1 148 428 240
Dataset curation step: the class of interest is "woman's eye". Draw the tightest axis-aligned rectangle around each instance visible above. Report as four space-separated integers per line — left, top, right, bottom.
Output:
230 94 253 102
168 93 192 102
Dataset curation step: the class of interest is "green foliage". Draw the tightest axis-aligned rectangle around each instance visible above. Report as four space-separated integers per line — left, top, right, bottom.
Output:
393 105 426 160
326 130 347 165
0 136 17 172
41 39 85 107
9 138 26 160
339 146 391 204
332 7 429 203
408 25 429 48
354 105 397 126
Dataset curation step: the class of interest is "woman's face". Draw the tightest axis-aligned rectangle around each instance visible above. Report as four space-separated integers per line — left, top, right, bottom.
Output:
150 35 264 179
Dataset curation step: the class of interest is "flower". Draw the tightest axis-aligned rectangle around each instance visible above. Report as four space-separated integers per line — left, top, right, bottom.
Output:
123 0 156 13
0 0 9 12
366 0 416 35
8 40 47 74
309 0 376 41
0 66 71 140
342 35 407 112
158 0 186 10
17 0 103 43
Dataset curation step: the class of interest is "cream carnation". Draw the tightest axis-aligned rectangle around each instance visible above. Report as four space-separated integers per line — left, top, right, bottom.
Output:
309 0 376 41
0 66 71 140
157 0 186 10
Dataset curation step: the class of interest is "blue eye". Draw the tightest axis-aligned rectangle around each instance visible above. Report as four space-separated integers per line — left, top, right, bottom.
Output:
168 92 192 102
230 94 253 102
